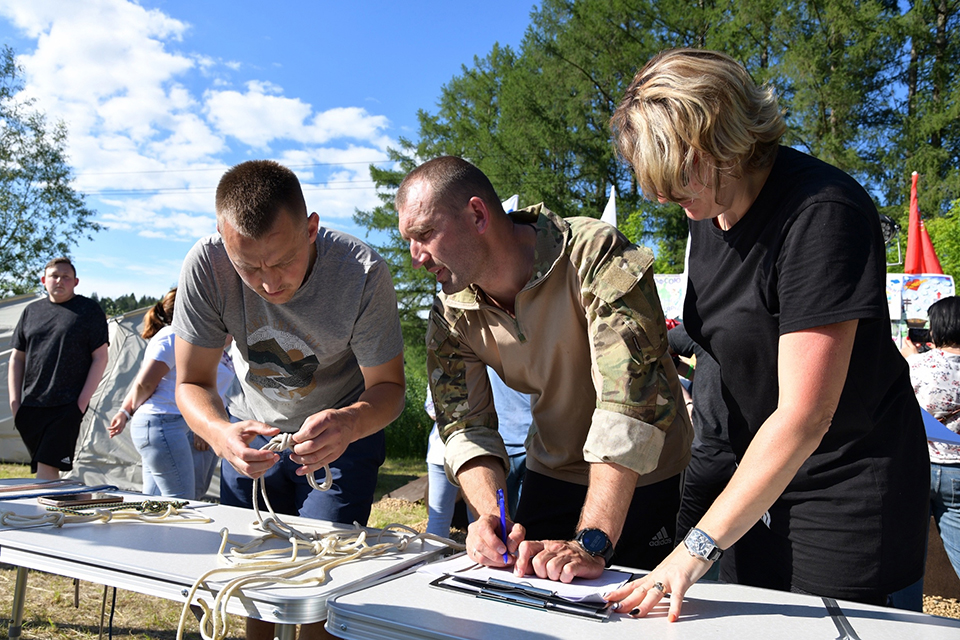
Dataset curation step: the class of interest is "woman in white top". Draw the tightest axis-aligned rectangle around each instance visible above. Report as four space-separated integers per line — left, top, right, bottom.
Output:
904 296 960 580
108 288 236 500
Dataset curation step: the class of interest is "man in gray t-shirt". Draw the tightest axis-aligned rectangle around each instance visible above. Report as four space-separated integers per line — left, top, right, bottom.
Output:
174 166 404 498
174 160 404 639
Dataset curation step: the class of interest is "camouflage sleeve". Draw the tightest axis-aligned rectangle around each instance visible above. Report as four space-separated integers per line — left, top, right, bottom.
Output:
580 242 679 475
425 301 509 485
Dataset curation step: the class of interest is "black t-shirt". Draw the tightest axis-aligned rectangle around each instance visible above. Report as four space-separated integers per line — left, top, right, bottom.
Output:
667 323 730 452
683 146 928 598
12 295 109 407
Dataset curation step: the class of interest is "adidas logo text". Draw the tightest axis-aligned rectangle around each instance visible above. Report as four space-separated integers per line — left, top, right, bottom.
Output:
649 526 672 547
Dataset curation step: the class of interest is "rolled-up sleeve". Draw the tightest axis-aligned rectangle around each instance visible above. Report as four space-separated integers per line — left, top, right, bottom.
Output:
581 245 678 475
426 304 509 484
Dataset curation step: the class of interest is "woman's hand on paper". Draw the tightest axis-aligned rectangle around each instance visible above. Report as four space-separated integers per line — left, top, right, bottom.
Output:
603 544 712 621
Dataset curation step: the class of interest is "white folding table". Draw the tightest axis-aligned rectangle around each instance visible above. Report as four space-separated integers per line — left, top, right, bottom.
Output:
0 489 448 639
325 563 960 639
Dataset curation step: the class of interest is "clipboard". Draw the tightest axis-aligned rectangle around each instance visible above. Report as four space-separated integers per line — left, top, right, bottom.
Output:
429 574 613 621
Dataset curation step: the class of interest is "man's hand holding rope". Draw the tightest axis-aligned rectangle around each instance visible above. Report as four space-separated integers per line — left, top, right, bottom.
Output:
287 406 358 476
214 419 281 479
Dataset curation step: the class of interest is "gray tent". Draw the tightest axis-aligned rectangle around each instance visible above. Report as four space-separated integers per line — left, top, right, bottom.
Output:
65 306 150 491
0 297 224 498
0 293 47 463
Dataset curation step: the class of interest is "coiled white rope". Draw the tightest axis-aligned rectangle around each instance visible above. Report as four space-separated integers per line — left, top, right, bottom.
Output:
170 434 465 640
175 522 464 640
0 500 211 528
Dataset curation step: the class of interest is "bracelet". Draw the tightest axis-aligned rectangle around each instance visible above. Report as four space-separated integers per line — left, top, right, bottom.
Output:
120 408 132 420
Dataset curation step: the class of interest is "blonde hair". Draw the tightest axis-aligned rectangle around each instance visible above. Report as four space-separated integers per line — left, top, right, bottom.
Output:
611 48 786 202
142 288 176 340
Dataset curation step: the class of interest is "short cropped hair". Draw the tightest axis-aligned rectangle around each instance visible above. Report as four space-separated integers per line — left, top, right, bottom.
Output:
611 48 786 202
396 156 503 217
44 257 76 277
929 296 960 348
216 160 308 238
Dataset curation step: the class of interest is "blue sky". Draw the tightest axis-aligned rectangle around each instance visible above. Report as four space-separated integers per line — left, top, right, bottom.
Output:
0 0 539 299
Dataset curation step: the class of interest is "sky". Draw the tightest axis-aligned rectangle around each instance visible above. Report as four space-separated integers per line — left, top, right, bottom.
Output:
0 0 539 299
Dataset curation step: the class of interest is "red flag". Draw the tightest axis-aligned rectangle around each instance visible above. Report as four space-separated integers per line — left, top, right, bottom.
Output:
905 172 943 274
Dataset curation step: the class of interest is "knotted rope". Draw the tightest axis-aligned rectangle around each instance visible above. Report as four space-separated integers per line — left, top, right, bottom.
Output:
0 500 211 528
250 433 333 537
176 522 464 640
171 434 465 640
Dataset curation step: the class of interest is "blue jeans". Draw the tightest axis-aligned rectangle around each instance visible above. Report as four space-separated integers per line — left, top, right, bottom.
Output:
219 431 385 526
426 453 526 537
426 463 458 537
932 462 960 580
131 412 215 500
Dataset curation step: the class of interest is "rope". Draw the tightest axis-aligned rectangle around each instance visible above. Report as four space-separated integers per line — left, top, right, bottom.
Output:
0 500 212 529
175 522 464 640
172 435 465 640
250 434 332 532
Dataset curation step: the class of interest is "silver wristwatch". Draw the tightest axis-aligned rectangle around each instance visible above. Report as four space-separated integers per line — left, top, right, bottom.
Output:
683 528 723 562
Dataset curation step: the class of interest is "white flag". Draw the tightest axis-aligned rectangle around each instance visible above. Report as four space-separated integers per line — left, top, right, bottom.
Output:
501 194 519 213
601 186 617 228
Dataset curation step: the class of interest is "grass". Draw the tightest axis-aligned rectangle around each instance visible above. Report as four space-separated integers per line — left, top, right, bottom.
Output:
0 460 430 639
374 457 427 501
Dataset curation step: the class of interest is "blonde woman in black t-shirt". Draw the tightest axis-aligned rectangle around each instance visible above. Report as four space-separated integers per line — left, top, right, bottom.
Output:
605 49 929 619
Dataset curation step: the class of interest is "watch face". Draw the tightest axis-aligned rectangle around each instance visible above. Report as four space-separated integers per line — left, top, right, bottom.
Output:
685 529 719 560
580 529 608 554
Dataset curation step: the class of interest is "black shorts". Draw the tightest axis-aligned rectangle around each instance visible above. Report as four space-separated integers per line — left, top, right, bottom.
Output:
514 470 682 572
14 403 84 473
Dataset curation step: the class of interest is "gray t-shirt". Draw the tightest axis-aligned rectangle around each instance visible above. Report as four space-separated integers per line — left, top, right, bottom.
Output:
173 228 404 433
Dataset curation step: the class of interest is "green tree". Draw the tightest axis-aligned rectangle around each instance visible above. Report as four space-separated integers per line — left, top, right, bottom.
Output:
91 292 159 317
0 46 100 295
925 199 960 280
887 0 960 216
358 0 960 324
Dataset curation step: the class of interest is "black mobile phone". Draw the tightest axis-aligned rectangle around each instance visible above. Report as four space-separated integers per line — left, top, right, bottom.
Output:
908 328 932 353
37 492 123 507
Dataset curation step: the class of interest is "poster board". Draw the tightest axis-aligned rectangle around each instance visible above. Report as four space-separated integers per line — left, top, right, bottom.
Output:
653 274 686 321
888 274 956 346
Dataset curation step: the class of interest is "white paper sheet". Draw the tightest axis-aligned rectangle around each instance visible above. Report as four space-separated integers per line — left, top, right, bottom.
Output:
417 553 633 603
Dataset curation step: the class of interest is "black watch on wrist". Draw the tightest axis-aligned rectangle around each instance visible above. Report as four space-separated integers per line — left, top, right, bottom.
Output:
574 528 615 567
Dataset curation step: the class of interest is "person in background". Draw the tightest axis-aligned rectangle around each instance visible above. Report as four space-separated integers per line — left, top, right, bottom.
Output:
904 296 960 581
425 366 532 537
607 48 928 619
8 257 109 480
109 288 236 500
668 322 735 583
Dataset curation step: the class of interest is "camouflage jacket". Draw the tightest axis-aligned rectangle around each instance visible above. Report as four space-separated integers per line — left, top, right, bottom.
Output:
426 205 692 486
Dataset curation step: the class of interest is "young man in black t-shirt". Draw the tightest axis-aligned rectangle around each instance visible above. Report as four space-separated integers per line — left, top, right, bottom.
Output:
8 258 109 479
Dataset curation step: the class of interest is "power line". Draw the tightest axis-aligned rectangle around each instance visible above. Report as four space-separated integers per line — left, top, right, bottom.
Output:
82 183 381 197
75 160 393 177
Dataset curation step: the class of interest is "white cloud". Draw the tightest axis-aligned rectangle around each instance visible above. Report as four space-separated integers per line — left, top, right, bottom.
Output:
203 81 312 149
0 0 397 249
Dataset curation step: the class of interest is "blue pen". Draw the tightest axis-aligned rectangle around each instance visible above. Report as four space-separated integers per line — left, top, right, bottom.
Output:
497 488 510 563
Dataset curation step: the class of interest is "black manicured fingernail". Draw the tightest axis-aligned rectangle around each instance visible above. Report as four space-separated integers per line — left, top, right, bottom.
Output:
630 608 640 616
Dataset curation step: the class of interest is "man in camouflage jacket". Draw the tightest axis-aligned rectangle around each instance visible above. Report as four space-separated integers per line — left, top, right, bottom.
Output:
397 156 691 579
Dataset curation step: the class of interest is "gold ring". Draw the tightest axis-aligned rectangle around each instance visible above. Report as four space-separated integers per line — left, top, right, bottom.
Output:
653 581 667 594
